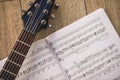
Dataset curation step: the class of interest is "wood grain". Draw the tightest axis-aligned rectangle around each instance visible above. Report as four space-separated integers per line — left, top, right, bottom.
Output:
0 0 22 59
0 0 120 60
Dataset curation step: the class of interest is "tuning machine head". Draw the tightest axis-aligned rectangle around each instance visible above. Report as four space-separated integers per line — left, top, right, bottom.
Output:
22 0 56 33
54 3 59 10
50 14 55 19
29 1 34 6
48 24 54 28
22 10 27 14
54 3 59 9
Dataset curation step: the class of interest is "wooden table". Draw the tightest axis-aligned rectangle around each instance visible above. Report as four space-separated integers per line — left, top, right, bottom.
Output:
0 0 120 60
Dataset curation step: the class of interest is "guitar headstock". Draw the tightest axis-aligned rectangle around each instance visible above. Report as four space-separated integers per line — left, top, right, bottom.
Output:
22 0 57 34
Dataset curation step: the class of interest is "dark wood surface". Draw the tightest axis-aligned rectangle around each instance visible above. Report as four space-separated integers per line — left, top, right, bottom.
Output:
0 0 120 60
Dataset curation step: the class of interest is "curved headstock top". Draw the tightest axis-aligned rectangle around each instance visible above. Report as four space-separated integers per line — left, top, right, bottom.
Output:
22 0 55 34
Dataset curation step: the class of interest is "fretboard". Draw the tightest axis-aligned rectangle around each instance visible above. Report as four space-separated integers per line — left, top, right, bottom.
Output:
0 30 35 80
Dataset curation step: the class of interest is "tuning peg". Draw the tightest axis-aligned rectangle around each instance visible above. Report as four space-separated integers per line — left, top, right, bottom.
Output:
41 19 47 25
54 4 59 9
29 1 33 6
22 10 27 14
50 14 55 19
48 24 53 28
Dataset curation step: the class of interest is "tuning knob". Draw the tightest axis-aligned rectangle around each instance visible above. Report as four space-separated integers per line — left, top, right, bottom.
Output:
54 4 59 9
22 10 27 14
50 14 55 19
41 19 47 25
29 1 33 6
48 24 53 28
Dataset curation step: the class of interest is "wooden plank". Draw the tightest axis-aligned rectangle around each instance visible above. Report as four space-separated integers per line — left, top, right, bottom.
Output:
85 0 120 36
0 1 22 59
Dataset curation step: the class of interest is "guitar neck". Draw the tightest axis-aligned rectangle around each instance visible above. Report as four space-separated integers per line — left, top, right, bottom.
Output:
0 30 35 80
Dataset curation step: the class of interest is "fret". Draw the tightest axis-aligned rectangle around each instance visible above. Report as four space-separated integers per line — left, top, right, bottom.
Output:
0 70 16 80
18 40 31 47
13 41 30 55
3 61 20 75
0 30 35 80
0 30 33 80
7 59 21 67
2 69 17 77
12 50 26 58
18 30 35 45
9 51 25 65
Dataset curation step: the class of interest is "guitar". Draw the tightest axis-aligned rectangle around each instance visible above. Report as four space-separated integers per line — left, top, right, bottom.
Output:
0 0 58 80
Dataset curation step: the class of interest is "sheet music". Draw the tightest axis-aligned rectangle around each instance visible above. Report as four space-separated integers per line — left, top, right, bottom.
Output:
0 39 66 80
0 8 120 80
46 9 120 80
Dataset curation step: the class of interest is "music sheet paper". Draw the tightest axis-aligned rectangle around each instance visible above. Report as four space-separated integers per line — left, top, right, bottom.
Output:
0 8 120 80
46 8 120 80
0 40 66 80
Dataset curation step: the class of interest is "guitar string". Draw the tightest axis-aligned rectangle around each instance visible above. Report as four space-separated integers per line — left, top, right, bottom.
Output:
31 4 49 33
0 0 48 79
17 2 50 65
1 9 38 80
1 0 53 78
25 0 43 31
17 2 50 62
1 8 41 80
13 0 43 61
1 4 34 77
8 0 51 79
18 0 42 44
15 0 44 59
6 0 43 64
20 0 44 48
19 0 43 46
9 0 42 76
14 0 47 66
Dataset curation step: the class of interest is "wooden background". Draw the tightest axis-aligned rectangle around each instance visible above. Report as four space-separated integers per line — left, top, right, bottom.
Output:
0 0 120 60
